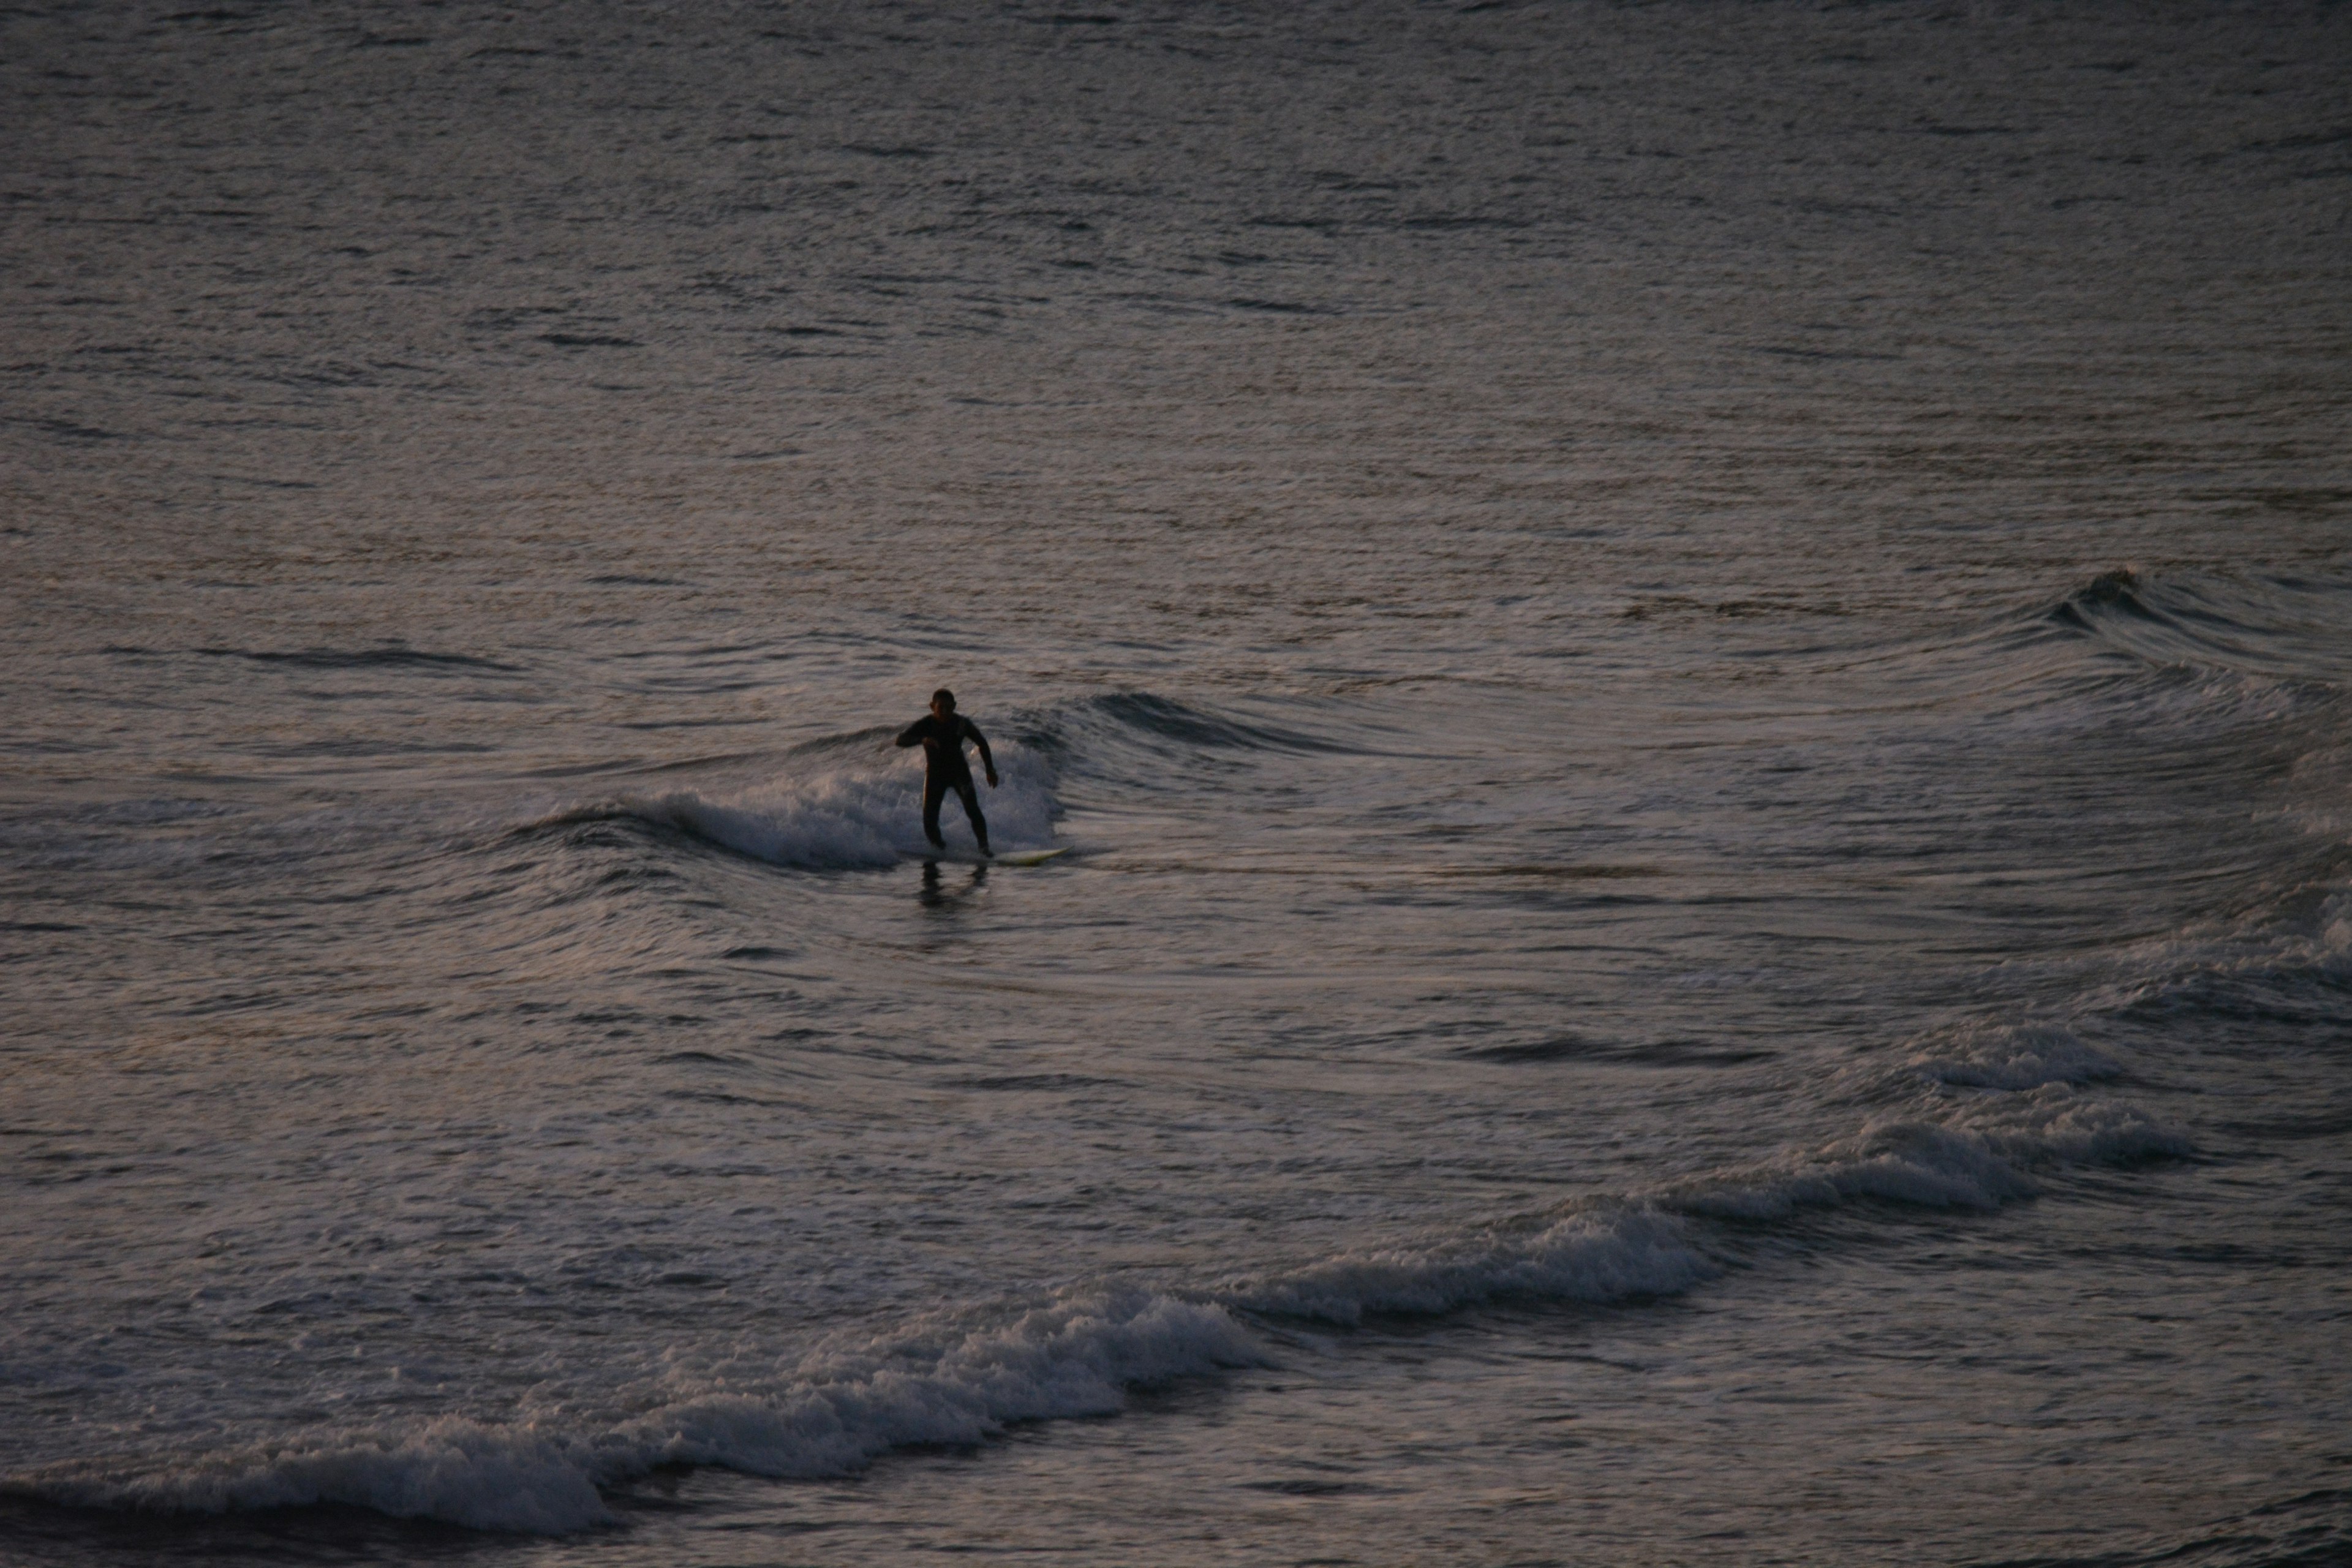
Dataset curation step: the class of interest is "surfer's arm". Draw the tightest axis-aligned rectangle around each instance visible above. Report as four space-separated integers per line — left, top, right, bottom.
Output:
894 720 927 748
966 720 998 784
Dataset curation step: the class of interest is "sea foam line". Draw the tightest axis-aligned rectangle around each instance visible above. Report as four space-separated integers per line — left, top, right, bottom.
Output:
10 1291 1265 1534
8 1084 2188 1534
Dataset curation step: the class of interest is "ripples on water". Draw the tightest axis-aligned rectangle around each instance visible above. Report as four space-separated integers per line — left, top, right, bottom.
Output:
4 2 2350 1564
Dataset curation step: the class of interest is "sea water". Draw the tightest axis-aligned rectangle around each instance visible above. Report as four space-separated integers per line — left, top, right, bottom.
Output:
4 3 2350 1564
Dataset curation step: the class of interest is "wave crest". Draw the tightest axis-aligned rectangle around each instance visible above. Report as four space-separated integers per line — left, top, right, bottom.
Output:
1903 1021 2125 1090
2045 568 2352 684
525 755 1058 870
1668 1089 2189 1221
1231 1206 1712 1325
9 1290 1266 1534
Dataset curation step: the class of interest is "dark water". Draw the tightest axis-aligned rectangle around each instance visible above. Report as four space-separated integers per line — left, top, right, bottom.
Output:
5 3 2350 1564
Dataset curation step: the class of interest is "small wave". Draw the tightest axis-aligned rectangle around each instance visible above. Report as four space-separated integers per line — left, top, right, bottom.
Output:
521 753 1058 870
1224 1063 2186 1324
2098 886 2352 1026
2046 567 2158 631
1007 690 1381 797
9 1077 2188 1534
522 691 1365 861
1902 1021 2125 1090
15 1420 608 1534
2042 568 2352 684
16 1223 1714 1533
632 787 905 869
623 1291 1263 1479
7 1020 2191 1535
1229 1205 1712 1325
1665 1088 2189 1221
9 1291 1265 1534
1052 692 1364 757
511 689 1371 866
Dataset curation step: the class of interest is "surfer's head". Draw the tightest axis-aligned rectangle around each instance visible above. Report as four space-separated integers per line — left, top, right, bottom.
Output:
931 688 956 718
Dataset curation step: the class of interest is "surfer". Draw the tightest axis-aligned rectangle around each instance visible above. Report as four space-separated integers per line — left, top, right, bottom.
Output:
895 688 997 856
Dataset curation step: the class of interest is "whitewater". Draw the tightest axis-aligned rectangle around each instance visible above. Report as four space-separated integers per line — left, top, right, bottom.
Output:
6 2 2350 1564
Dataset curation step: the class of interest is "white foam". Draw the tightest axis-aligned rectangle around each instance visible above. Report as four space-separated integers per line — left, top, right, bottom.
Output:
1229 1206 1714 1325
1957 1082 2196 1169
2074 878 2352 1020
10 1017 2195 1539
620 1289 1265 1475
2325 891 2352 958
603 749 1058 869
11 1288 1265 1534
14 1076 2192 1535
1667 1088 2190 1221
1903 1021 2124 1090
16 1053 2199 1539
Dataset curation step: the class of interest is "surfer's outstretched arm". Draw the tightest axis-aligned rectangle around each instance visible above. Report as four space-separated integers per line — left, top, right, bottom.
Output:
894 721 926 748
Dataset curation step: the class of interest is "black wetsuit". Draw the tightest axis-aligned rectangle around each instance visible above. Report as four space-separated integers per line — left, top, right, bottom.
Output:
895 712 994 853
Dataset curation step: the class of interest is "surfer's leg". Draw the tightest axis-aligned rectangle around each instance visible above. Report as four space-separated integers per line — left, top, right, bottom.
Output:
954 778 990 854
922 774 949 849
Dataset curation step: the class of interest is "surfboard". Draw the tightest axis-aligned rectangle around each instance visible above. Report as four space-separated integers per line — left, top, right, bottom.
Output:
903 846 1069 867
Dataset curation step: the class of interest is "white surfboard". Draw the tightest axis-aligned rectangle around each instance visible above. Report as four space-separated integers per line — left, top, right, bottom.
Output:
903 846 1069 867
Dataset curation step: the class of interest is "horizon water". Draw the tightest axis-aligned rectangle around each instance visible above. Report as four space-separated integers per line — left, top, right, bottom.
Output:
5 3 2351 1565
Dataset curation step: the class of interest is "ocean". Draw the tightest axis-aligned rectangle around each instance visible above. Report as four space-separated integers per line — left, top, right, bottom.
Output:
4 2 2350 1564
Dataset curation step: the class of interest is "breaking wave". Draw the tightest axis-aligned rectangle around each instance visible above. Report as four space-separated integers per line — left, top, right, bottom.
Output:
1231 1205 1711 1325
12 1292 1266 1534
2042 568 2352 685
1899 1020 2125 1091
512 690 1374 868
8 1064 2187 1533
1664 1090 2187 1222
525 754 1060 869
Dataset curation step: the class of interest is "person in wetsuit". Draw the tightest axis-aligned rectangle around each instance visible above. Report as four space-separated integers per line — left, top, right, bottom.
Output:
895 687 997 856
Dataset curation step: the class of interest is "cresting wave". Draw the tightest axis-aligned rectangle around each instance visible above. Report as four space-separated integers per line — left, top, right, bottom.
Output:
510 690 1365 869
6 1061 2188 1534
2095 884 2352 1025
2043 568 2352 685
523 755 1061 869
1041 691 1370 764
1660 1090 2187 1223
1898 1020 2125 1091
10 1294 1268 1534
